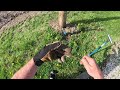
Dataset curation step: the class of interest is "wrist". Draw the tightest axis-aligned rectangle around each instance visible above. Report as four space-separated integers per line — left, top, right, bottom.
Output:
33 58 44 67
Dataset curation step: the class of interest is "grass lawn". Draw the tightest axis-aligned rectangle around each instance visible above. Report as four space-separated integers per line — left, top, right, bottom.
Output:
0 11 120 79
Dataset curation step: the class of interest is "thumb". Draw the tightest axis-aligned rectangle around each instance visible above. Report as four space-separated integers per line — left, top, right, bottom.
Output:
80 61 83 65
61 56 65 62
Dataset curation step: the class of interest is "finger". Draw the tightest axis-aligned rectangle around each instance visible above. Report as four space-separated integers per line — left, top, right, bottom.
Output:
83 55 96 65
58 59 62 63
83 56 93 60
61 56 65 62
81 58 90 70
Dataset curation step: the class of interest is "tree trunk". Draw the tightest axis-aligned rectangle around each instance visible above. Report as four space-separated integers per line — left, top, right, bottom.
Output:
58 11 67 30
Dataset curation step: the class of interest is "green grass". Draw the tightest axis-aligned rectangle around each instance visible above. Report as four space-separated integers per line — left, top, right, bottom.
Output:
0 11 120 79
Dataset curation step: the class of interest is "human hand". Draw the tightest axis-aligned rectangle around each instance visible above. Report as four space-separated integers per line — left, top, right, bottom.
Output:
33 41 71 63
41 43 71 63
33 41 61 62
80 56 104 79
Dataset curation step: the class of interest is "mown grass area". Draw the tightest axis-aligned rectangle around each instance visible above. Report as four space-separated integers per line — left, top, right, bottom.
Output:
0 11 120 79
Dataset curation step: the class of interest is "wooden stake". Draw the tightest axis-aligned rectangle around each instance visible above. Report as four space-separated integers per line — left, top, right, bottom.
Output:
58 11 67 30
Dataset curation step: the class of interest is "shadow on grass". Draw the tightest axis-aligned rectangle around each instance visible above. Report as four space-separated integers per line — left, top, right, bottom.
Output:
69 17 120 25
65 16 120 34
56 67 85 79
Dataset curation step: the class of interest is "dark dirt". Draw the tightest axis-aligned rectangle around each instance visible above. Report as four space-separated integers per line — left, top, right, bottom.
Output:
0 11 28 29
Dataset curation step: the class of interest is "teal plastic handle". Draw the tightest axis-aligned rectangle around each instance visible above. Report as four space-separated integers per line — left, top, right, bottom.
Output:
88 42 108 57
88 46 101 57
